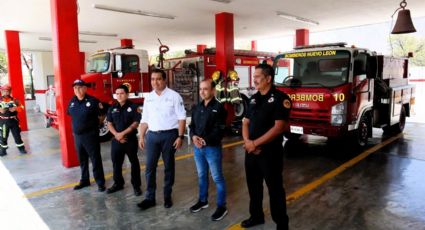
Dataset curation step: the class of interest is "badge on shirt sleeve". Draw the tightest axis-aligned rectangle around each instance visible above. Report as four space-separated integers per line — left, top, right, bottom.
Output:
86 102 91 107
250 98 256 104
268 97 274 103
127 107 132 112
70 102 75 108
283 99 291 109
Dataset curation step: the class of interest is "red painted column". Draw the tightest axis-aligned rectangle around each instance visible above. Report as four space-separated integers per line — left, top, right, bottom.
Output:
295 29 309 47
215 12 234 125
79 52 85 75
50 0 80 167
215 12 234 73
4 30 28 131
251 40 257 51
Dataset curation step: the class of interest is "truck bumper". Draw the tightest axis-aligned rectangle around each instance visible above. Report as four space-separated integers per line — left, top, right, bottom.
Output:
286 120 349 137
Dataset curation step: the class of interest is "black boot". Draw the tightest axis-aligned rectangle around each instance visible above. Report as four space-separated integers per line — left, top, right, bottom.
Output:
0 148 7 157
18 146 27 154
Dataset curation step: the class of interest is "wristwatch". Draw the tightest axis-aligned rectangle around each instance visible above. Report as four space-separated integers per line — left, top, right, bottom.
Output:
178 135 184 139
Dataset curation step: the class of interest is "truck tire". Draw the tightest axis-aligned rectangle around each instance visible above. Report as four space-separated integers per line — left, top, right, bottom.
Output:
234 94 249 120
99 115 113 142
355 114 370 148
284 133 302 141
392 106 406 134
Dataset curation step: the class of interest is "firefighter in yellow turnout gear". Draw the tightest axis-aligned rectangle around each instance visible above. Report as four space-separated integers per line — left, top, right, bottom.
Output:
0 84 27 156
226 70 242 104
212 70 227 103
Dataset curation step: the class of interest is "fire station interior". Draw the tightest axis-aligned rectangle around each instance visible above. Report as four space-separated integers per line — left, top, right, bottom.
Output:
1 1 425 229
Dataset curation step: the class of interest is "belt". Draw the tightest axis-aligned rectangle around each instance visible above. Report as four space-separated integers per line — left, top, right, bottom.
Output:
0 116 16 120
149 129 177 133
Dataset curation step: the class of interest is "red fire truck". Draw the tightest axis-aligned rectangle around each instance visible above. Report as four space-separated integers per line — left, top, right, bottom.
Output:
273 42 415 147
163 47 290 133
45 43 288 139
45 44 151 141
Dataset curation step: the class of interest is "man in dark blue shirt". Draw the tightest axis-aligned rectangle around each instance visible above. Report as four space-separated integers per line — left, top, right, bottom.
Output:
67 79 105 192
106 85 142 196
241 64 291 230
189 79 228 221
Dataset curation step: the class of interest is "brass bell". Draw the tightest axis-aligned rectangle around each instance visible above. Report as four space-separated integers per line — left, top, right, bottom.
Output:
392 9 416 34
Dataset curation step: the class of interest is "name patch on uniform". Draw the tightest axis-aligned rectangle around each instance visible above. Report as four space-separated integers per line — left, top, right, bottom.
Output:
113 108 119 113
127 107 132 112
86 102 91 107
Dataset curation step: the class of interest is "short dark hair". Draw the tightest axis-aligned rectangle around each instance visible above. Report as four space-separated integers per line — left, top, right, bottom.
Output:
255 63 275 81
116 84 129 94
151 68 167 80
201 79 216 89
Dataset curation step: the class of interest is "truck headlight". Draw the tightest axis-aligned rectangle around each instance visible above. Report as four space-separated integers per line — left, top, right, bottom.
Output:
331 101 347 125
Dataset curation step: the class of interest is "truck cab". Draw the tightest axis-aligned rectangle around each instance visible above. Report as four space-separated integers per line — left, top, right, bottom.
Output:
273 42 415 147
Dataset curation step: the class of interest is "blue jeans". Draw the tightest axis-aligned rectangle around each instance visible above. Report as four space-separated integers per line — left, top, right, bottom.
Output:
194 146 226 207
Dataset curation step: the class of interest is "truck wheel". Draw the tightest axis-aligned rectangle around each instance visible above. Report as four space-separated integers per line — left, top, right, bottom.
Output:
284 133 302 141
234 94 249 120
355 115 370 147
99 116 113 142
392 106 406 133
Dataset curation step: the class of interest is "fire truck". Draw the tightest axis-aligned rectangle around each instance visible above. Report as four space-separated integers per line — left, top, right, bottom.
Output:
45 43 151 141
163 47 290 133
273 42 415 147
45 43 288 139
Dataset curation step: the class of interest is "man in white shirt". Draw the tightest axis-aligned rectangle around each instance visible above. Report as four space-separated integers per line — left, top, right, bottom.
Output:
137 69 186 210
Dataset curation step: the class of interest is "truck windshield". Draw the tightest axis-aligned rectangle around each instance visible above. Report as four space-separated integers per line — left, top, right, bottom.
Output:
274 50 350 88
87 53 110 73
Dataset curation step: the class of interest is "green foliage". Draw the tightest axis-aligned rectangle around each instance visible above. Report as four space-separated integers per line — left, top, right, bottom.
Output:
0 52 7 74
390 35 425 66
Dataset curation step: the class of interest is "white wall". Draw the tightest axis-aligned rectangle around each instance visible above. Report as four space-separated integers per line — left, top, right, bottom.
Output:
32 51 53 113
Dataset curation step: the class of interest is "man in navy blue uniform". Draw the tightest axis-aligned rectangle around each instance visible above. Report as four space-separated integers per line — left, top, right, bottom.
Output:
241 64 291 230
67 79 106 192
106 84 142 196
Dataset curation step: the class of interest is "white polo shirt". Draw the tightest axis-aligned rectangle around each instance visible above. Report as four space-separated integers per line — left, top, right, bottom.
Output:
141 87 186 131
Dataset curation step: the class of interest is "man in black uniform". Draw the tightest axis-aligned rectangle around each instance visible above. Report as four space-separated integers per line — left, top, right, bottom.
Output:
241 64 291 230
67 79 106 192
0 84 27 156
106 85 142 196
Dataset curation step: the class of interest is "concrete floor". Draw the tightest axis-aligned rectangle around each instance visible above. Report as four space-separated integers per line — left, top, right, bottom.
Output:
1 83 425 230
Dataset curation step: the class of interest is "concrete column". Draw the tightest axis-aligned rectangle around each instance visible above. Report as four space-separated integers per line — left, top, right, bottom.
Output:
4 30 28 131
251 40 257 51
50 0 80 167
215 12 235 125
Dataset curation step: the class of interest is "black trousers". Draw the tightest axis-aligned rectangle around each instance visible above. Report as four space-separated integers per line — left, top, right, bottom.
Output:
145 129 178 201
111 137 141 188
0 119 24 150
74 130 105 187
245 145 289 229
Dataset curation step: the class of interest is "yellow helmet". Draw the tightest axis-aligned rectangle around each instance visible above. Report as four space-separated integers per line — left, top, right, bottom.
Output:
228 70 239 81
211 70 222 82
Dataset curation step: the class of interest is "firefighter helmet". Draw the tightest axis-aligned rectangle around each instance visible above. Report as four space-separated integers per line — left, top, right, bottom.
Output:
228 70 239 81
1 84 11 91
211 70 222 83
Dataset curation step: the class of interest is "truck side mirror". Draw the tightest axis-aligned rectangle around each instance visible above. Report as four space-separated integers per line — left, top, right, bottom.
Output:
366 56 377 79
